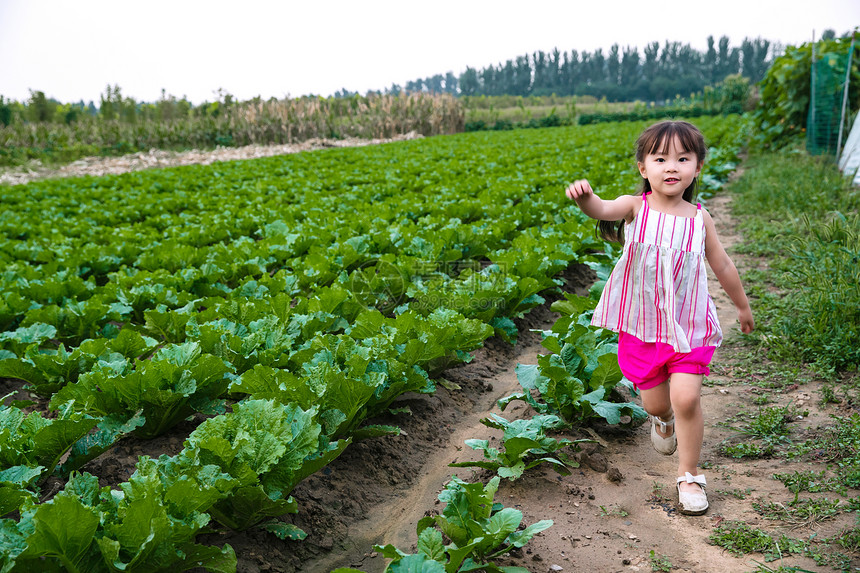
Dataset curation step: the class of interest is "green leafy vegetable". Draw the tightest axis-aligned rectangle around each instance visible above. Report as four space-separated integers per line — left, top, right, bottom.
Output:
376 476 551 573
449 414 582 479
178 399 340 534
50 341 230 439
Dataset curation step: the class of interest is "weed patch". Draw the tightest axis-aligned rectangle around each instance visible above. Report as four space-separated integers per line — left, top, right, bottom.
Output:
648 550 673 572
752 497 844 528
718 405 801 459
773 470 847 496
716 487 752 499
786 413 860 489
709 521 777 556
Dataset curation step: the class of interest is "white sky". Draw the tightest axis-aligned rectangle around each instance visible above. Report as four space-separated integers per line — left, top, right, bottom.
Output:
1 0 858 105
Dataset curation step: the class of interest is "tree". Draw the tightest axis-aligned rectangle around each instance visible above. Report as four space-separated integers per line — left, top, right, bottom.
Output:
744 37 772 83
99 84 122 120
444 72 458 94
427 74 444 94
643 42 660 84
591 48 606 85
549 48 561 91
607 44 621 85
459 67 479 96
27 90 55 122
533 50 548 93
515 55 532 96
0 96 12 126
620 46 640 88
481 66 497 95
704 36 717 83
715 36 739 81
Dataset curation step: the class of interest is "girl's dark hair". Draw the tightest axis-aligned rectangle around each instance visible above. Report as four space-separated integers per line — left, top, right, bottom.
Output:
597 120 707 243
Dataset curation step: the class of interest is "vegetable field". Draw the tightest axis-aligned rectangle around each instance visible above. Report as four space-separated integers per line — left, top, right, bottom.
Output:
0 117 745 572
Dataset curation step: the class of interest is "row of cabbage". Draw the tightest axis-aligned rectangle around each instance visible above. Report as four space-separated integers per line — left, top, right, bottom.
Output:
0 116 746 571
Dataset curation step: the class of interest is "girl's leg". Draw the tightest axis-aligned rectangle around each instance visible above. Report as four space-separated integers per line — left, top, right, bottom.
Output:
638 381 673 437
668 372 704 494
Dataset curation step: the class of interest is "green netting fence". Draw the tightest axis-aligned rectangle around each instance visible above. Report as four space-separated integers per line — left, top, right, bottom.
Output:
807 36 856 155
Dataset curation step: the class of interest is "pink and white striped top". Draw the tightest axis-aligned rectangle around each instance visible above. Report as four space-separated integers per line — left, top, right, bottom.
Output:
591 192 722 353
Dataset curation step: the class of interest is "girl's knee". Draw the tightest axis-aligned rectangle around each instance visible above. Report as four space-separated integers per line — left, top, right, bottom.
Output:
639 385 671 417
643 403 672 418
671 393 701 417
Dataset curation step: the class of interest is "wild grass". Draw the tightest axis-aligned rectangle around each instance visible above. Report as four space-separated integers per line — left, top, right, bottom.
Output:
731 152 860 375
752 497 845 529
709 520 856 570
718 404 800 458
785 413 860 490
462 94 630 124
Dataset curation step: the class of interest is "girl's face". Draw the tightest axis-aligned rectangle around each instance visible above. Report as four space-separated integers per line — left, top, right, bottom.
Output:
637 135 702 199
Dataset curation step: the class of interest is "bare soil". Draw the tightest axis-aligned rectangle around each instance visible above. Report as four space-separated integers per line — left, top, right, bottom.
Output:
4 144 858 573
0 132 423 186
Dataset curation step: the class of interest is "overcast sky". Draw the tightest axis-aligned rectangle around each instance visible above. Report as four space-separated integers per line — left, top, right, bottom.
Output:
1 0 857 105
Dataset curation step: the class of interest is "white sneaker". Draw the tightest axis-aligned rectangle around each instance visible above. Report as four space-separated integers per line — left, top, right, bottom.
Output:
676 473 708 515
650 415 676 455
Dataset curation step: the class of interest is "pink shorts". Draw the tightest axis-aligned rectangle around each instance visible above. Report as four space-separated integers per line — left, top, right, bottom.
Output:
618 332 715 390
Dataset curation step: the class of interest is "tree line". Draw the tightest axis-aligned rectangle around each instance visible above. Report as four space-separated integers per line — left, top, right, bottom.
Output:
0 86 234 127
390 36 777 102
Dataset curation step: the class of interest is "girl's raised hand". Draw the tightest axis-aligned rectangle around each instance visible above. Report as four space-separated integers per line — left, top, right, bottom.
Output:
565 179 594 202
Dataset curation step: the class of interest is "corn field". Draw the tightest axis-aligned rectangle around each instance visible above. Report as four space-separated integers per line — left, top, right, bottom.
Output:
0 93 464 167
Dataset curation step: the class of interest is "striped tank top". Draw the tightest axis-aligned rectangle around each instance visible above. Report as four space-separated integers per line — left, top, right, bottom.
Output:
591 192 722 353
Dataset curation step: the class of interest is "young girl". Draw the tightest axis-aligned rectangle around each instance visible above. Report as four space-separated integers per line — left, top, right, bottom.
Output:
565 120 754 515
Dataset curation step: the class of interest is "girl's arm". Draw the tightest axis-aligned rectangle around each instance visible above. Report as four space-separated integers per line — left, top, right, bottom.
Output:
702 211 755 333
566 179 639 223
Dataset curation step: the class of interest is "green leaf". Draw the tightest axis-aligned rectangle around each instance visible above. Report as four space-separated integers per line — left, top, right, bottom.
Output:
0 517 28 565
1 323 57 347
0 465 44 486
373 543 408 560
416 527 446 561
177 542 237 573
0 484 36 516
496 463 525 480
550 292 596 317
209 486 298 531
108 328 159 360
496 392 526 411
261 520 307 541
513 364 541 390
590 399 648 426
388 553 447 573
0 359 48 394
32 416 99 477
490 317 518 344
17 493 100 568
351 424 401 440
444 539 483 573
489 508 524 539
62 472 101 506
589 353 623 389
506 519 553 547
